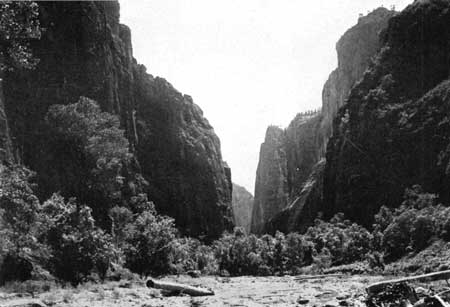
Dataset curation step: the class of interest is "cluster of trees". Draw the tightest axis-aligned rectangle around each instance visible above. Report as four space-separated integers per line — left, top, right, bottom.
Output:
214 186 450 276
0 1 448 285
2 116 450 284
297 109 321 117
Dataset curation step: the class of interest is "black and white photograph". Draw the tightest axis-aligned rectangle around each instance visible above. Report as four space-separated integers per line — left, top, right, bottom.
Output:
0 0 449 306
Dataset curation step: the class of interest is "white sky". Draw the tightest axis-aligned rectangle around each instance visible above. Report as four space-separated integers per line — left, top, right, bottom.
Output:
120 0 412 194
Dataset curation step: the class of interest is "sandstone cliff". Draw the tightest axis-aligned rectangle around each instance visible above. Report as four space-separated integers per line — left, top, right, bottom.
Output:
320 7 395 154
0 82 13 163
250 126 288 234
323 0 450 227
232 183 254 234
2 1 233 240
252 8 395 234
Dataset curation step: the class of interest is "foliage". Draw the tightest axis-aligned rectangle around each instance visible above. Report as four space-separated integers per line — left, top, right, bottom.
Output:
0 1 41 71
46 97 131 196
0 165 49 284
374 185 450 261
168 237 218 274
45 97 143 229
212 228 313 276
121 202 178 276
42 194 118 285
304 213 373 265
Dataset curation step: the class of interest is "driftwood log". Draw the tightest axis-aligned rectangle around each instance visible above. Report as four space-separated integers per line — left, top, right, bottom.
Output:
146 279 214 296
367 270 450 295
294 274 345 281
0 298 46 307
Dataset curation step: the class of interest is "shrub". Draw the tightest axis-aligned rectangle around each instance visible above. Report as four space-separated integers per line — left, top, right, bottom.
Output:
213 228 265 276
0 165 49 284
168 237 218 274
212 228 314 276
109 205 134 247
304 214 373 265
42 194 117 284
283 232 314 274
376 186 450 262
122 207 178 276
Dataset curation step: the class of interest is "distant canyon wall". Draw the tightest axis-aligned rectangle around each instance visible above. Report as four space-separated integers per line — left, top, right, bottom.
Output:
252 7 396 234
232 183 254 234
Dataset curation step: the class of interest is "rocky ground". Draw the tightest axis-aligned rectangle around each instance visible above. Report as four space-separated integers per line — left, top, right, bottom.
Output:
0 275 392 307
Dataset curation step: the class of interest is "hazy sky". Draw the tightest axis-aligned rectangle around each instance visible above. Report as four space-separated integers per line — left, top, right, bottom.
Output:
120 0 412 194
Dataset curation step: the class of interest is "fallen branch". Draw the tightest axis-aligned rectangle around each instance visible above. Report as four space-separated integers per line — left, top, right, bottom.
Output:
146 279 214 297
1 298 46 307
295 274 345 281
367 270 450 295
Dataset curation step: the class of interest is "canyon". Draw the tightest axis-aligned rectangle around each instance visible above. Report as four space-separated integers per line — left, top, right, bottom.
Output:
0 1 233 240
251 7 396 233
252 0 450 233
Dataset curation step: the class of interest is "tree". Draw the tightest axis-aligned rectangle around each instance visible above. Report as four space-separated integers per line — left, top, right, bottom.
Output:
45 97 144 229
122 208 178 276
42 194 117 284
0 1 41 71
0 165 49 284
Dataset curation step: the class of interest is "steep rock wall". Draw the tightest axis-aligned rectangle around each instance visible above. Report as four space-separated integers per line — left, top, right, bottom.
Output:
3 1 233 240
324 0 450 227
252 8 394 234
232 183 254 234
320 7 395 154
250 126 288 234
0 82 13 163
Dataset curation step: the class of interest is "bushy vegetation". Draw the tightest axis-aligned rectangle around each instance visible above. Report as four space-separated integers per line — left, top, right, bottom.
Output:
41 194 118 284
0 165 48 284
2 96 450 285
374 185 450 262
0 1 42 71
213 229 314 276
44 97 147 230
210 185 450 276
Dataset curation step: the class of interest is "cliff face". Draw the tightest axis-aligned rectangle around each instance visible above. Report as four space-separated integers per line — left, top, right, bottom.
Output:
252 8 394 234
267 159 325 234
324 0 450 227
0 82 13 163
232 183 254 234
285 113 323 203
250 126 288 234
320 8 395 154
3 1 233 240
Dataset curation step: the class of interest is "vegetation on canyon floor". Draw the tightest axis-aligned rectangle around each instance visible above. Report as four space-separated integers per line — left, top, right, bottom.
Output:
1 2 450 302
2 136 449 286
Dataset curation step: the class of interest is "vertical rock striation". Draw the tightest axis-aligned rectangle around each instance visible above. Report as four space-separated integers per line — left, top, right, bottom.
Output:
0 81 13 163
320 7 396 154
251 126 288 234
232 183 254 234
3 1 233 240
252 8 395 233
323 0 450 227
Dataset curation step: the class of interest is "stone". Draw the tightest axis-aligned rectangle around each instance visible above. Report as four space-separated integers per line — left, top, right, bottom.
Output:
232 183 254 234
323 0 450 227
298 298 310 304
187 270 201 278
250 126 289 234
3 1 233 240
251 8 395 234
